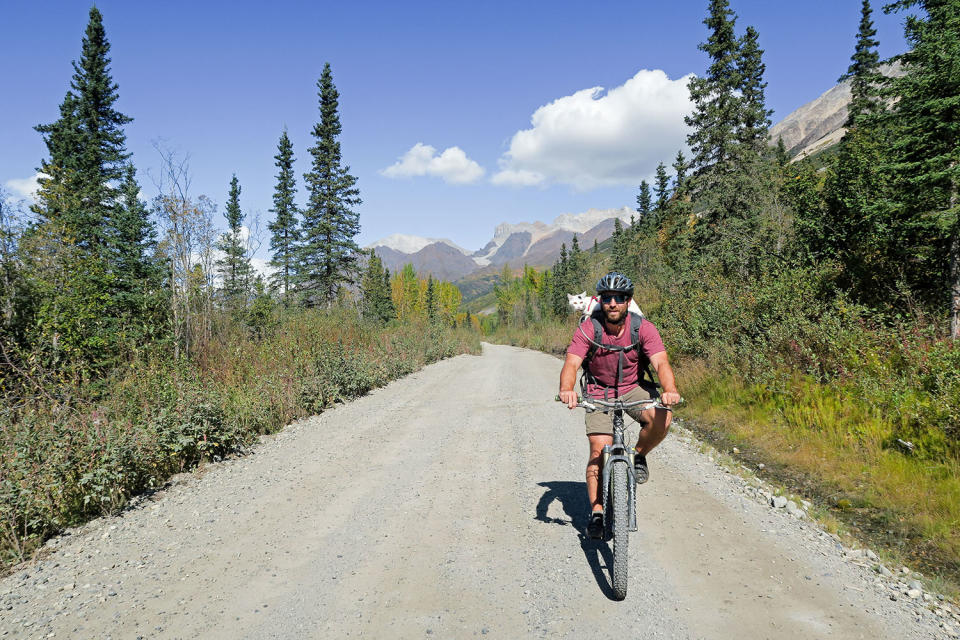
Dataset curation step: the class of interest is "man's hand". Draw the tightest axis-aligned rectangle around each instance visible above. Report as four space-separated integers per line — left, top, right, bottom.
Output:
558 389 579 409
660 390 681 406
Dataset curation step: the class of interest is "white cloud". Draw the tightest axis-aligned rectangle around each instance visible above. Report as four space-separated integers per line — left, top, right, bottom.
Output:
493 69 694 190
381 143 485 184
4 173 45 203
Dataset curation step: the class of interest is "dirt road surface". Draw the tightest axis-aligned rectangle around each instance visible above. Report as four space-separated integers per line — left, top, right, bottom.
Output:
0 343 951 639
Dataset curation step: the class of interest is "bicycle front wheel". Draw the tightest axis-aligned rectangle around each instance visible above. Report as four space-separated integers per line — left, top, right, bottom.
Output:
610 460 629 600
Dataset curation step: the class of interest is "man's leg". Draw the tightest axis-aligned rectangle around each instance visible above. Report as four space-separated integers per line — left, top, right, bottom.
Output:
635 406 671 455
586 434 613 512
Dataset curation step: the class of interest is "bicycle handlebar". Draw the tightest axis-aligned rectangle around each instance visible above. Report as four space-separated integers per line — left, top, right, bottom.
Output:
554 394 682 413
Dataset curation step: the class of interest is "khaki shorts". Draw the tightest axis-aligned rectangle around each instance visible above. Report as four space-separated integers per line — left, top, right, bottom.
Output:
584 383 659 436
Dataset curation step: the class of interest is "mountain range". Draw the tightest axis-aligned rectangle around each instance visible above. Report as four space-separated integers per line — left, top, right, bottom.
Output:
368 207 634 281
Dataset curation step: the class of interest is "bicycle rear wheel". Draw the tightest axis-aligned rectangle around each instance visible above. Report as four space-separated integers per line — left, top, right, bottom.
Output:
610 460 629 600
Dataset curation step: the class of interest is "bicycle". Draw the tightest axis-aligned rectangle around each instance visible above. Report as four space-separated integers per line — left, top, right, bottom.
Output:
557 394 677 600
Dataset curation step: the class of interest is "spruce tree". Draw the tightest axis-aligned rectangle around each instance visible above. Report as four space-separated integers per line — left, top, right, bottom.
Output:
841 0 881 126
883 0 960 334
268 130 299 303
737 25 773 149
361 249 393 322
654 162 671 213
216 174 252 307
112 164 162 320
297 63 362 306
35 7 132 254
672 151 688 195
611 218 628 273
685 0 742 177
425 275 437 323
636 180 652 221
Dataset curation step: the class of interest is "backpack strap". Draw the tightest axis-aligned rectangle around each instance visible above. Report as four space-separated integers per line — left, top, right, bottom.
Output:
580 311 658 395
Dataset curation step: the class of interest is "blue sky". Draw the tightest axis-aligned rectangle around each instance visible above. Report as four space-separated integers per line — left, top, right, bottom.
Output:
2 1 910 254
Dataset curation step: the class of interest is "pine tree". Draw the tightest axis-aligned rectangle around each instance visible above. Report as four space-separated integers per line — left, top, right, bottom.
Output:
611 217 628 273
775 137 790 166
883 0 960 334
841 0 881 126
216 175 252 307
737 25 773 149
672 151 688 195
268 129 299 303
112 164 163 320
297 63 362 306
361 250 393 322
425 275 437 323
34 7 132 254
636 180 652 221
654 162 671 213
568 235 587 290
685 0 742 177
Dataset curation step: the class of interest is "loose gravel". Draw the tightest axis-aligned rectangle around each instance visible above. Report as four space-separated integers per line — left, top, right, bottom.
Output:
0 343 954 639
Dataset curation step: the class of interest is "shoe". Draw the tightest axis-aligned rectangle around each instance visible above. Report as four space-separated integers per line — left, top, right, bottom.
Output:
587 511 604 539
634 452 649 484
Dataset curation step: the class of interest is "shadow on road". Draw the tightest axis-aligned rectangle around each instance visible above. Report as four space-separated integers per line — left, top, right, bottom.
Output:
536 481 617 600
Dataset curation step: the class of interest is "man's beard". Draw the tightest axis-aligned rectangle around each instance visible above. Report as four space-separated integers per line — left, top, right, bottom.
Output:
603 307 626 325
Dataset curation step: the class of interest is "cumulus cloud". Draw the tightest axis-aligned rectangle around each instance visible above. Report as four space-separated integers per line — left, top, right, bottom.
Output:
381 143 485 184
4 173 45 203
492 69 694 190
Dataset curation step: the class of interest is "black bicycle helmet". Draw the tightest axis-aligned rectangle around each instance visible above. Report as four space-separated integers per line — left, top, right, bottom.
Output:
595 272 634 296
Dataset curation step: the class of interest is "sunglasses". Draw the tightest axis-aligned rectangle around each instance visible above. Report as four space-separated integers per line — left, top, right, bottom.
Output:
600 293 629 304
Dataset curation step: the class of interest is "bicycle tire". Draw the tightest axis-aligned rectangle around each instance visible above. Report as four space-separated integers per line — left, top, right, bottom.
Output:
610 460 629 600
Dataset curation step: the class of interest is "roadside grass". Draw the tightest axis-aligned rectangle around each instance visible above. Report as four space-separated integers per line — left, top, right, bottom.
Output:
0 310 480 570
678 362 960 596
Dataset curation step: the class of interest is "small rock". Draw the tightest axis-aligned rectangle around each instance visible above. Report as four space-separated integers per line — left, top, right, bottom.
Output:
900 566 911 575
771 496 788 509
865 549 879 561
907 589 922 599
908 579 922 591
732 447 740 454
785 500 799 514
877 565 894 578
757 463 765 470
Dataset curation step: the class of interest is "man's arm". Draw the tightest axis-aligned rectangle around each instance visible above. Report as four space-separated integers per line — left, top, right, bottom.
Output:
559 352 583 409
649 351 681 406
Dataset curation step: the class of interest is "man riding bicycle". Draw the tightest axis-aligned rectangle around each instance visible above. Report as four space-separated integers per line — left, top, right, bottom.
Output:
558 272 681 539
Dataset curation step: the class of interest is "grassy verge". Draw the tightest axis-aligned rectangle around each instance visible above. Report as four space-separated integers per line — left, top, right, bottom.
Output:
0 310 480 569
485 321 960 596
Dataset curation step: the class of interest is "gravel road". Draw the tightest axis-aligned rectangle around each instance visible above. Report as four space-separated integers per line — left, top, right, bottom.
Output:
1 343 957 639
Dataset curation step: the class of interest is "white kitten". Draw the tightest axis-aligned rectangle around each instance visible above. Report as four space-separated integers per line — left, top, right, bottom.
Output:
567 291 643 321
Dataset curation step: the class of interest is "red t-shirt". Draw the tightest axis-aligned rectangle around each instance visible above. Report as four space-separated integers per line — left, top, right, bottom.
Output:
567 316 666 398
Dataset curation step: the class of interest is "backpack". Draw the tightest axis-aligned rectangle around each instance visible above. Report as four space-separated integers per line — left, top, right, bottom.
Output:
580 309 658 396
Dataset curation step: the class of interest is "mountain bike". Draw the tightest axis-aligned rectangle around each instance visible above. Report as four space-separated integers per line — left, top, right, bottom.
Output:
558 394 676 600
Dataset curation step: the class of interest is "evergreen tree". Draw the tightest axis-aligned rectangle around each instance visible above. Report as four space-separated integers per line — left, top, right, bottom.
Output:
268 129 299 303
568 235 587 290
34 7 132 254
672 151 688 195
296 63 362 306
883 0 960 334
216 175 252 307
611 217 629 273
654 162 671 213
111 164 163 321
425 275 437 323
360 249 394 322
685 0 742 177
841 0 882 126
775 137 790 166
636 180 652 221
736 25 773 149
